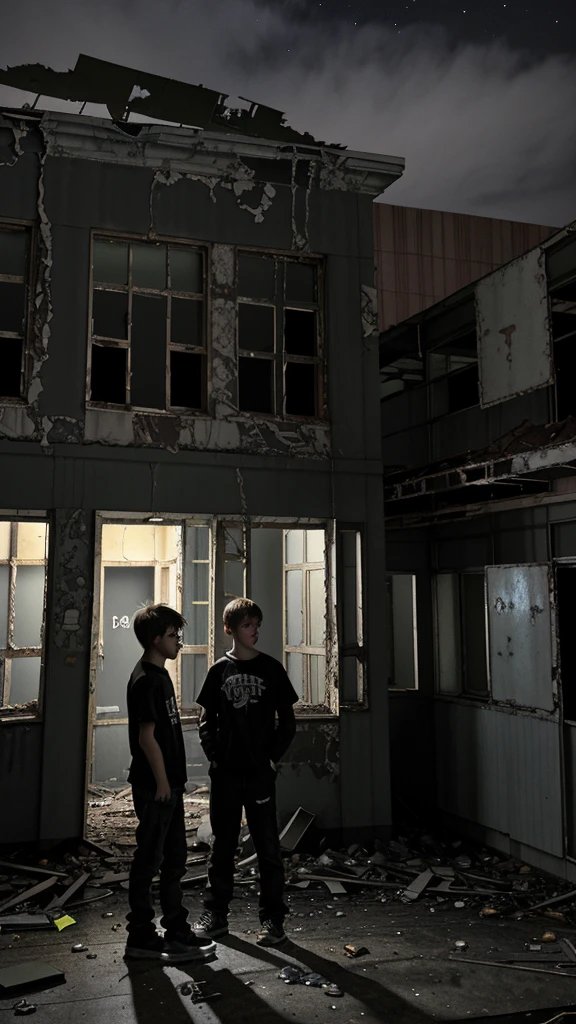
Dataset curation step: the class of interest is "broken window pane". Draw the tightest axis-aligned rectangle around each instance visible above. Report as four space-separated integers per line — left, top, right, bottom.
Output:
309 654 326 704
238 304 275 353
1 338 23 398
225 560 244 599
170 351 202 409
171 298 203 347
189 604 208 646
238 255 275 300
130 294 167 409
13 565 45 648
169 248 202 293
286 362 316 417
10 657 41 706
132 243 166 290
286 569 303 646
93 240 128 285
308 569 325 647
90 345 127 404
0 564 9 648
285 530 304 565
239 357 273 414
225 526 243 556
286 651 303 698
181 652 207 706
92 290 128 339
0 229 27 276
284 309 316 356
286 262 315 303
306 529 324 563
0 281 25 334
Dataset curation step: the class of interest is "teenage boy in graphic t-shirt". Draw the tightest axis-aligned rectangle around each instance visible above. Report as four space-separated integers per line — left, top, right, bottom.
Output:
194 597 298 946
125 603 216 963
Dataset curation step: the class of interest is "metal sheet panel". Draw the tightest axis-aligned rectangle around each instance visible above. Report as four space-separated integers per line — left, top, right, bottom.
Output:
487 564 554 710
476 248 553 408
435 701 563 856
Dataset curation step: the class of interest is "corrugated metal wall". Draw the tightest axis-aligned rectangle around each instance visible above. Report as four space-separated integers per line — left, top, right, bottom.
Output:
374 204 557 331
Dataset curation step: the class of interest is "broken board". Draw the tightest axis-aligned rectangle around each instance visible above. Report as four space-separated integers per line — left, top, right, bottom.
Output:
0 876 59 914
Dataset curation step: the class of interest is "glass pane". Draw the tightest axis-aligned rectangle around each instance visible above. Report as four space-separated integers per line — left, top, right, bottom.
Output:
238 255 275 300
308 569 325 647
0 564 9 647
462 573 487 695
225 560 244 598
90 345 127 404
188 562 209 602
187 526 209 561
130 294 167 409
286 262 315 303
238 304 275 353
390 574 417 689
341 655 359 702
286 652 303 699
225 527 243 555
0 523 10 560
17 522 47 561
309 654 326 704
188 604 208 646
306 529 324 563
0 229 27 276
181 652 207 707
132 243 166 289
9 657 41 707
170 351 202 409
92 290 128 339
239 357 273 414
13 565 45 648
285 530 304 565
285 309 316 356
170 298 203 347
169 248 202 293
93 240 128 285
436 574 461 694
286 363 316 417
341 532 358 645
0 281 26 334
0 338 23 398
286 569 303 646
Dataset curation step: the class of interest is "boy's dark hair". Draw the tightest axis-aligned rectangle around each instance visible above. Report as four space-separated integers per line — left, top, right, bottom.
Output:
133 603 186 650
223 598 263 631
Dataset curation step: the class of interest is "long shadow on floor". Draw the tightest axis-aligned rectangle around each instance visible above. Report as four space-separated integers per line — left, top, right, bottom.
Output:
219 934 435 1024
126 961 195 1024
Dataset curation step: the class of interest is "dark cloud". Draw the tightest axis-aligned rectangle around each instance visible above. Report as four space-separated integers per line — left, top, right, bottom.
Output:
0 0 574 225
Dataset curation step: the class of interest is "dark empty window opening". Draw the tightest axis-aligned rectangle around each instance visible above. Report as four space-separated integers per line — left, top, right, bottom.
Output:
551 280 576 421
89 236 206 410
447 363 479 413
0 224 31 401
556 565 576 721
237 251 322 418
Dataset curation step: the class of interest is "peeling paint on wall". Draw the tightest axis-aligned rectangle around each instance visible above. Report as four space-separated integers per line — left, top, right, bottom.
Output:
281 719 340 777
0 116 28 166
52 509 92 651
361 284 378 339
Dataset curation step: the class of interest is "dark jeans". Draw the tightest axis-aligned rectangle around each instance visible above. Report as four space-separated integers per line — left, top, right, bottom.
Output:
206 768 287 923
127 786 189 940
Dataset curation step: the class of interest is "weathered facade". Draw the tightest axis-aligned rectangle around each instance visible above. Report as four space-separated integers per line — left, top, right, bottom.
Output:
381 221 576 878
0 102 404 846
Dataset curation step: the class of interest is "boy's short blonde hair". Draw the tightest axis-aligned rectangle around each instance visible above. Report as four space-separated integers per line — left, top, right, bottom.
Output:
223 598 263 631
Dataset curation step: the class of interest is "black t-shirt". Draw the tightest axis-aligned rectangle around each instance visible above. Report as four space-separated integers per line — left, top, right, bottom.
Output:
196 652 299 773
127 660 187 789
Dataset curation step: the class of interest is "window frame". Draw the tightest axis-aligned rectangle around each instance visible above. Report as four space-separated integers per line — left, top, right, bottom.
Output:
434 570 490 699
236 249 325 422
0 219 35 404
386 572 419 691
0 517 49 721
283 528 328 705
86 231 210 414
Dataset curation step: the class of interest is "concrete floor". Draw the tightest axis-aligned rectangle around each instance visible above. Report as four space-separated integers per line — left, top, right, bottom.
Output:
1 889 576 1024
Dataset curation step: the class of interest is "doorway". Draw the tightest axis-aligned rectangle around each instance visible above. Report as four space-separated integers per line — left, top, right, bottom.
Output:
556 564 576 856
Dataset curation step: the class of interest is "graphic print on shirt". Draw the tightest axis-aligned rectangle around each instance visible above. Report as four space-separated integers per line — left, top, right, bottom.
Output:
222 673 266 709
166 695 180 726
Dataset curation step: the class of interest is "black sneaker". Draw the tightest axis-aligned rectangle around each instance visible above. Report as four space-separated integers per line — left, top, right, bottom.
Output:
257 919 287 946
165 931 217 959
193 910 229 939
124 934 175 961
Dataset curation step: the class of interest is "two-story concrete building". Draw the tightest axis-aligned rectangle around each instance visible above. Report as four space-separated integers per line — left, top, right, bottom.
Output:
381 220 576 879
0 59 405 848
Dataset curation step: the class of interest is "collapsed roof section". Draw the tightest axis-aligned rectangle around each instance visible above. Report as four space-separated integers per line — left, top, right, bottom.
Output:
0 53 333 146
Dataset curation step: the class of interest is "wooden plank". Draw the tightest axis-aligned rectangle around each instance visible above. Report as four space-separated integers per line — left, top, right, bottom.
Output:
0 859 68 879
403 869 434 901
45 872 91 912
0 876 59 914
448 956 574 977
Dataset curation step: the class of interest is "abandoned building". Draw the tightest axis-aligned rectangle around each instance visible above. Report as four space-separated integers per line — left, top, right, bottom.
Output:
0 57 406 849
382 219 576 881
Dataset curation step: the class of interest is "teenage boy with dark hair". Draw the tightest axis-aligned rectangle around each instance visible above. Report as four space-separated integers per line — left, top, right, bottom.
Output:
125 603 216 962
194 597 299 946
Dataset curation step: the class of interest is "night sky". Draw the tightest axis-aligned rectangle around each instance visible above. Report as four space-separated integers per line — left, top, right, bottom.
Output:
0 0 575 224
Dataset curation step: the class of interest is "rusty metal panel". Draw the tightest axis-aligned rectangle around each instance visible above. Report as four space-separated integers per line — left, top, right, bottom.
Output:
476 248 554 408
486 564 555 711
